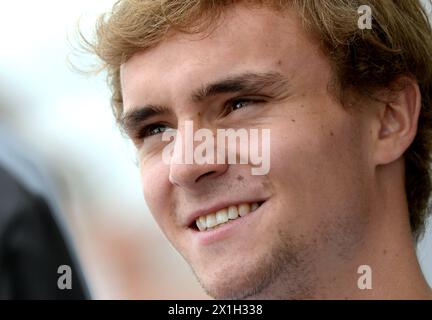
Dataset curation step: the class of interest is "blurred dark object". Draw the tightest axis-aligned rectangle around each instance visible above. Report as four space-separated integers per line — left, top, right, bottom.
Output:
0 127 90 299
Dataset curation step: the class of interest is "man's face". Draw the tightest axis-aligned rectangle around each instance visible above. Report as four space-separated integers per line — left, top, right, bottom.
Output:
121 5 373 298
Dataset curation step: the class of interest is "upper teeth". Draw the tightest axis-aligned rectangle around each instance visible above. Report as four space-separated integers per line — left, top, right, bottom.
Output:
195 202 260 232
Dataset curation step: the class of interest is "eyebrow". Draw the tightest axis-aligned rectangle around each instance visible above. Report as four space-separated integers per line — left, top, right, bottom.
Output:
120 104 171 136
120 71 290 135
192 71 290 102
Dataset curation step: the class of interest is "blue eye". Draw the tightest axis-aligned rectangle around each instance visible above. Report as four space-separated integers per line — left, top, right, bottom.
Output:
229 99 254 111
139 123 169 139
226 98 265 115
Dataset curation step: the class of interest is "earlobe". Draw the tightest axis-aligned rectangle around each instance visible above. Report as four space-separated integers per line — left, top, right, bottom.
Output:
374 77 421 165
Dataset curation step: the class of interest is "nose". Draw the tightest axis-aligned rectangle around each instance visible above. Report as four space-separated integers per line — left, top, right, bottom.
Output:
168 123 228 190
169 161 228 189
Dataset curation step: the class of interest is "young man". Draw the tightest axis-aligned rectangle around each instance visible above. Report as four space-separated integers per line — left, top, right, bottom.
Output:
87 0 432 299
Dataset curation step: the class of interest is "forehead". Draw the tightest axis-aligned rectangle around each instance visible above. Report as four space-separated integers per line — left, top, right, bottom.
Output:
120 4 323 114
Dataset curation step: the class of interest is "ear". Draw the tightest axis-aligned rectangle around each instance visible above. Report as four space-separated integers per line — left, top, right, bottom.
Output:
373 76 421 166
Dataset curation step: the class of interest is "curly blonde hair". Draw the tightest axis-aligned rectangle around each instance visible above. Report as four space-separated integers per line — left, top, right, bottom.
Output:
84 0 432 241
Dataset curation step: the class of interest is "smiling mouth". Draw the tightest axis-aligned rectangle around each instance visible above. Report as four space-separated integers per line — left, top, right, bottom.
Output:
191 201 265 232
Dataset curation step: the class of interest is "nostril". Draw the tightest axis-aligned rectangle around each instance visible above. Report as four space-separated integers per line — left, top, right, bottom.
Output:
195 171 217 183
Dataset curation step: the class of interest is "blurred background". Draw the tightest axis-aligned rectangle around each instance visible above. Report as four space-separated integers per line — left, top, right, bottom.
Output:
0 0 206 299
0 0 430 299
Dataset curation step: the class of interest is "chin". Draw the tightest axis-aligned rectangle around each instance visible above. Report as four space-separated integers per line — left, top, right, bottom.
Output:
197 274 263 300
191 254 281 300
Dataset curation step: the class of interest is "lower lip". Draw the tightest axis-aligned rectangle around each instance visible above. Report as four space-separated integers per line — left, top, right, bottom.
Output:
189 202 266 245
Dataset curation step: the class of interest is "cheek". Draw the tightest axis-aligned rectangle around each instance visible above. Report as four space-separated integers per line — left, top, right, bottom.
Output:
140 161 171 225
270 102 365 176
268 110 369 219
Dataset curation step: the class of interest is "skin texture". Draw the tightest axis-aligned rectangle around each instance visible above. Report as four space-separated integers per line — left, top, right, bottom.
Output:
120 4 432 299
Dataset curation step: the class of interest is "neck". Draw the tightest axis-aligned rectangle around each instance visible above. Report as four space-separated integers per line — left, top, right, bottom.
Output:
256 160 432 299
315 211 431 299
315 161 432 299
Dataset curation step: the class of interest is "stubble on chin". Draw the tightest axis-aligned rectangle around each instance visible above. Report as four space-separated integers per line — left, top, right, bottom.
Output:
190 210 366 300
191 227 318 300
